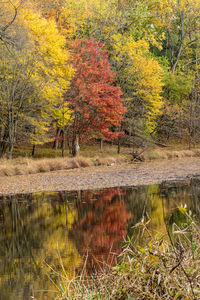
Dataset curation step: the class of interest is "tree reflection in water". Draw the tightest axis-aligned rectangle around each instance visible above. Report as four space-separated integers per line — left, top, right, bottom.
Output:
0 179 200 299
0 192 81 300
70 188 131 273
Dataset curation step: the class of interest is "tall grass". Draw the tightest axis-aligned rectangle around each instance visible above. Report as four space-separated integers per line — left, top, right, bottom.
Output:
144 148 200 160
0 155 127 177
53 208 200 299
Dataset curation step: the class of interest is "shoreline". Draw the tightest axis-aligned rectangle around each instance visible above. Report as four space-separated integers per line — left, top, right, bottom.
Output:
0 157 200 196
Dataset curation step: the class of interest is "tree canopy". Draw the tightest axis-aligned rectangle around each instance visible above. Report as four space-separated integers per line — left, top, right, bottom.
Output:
0 0 199 157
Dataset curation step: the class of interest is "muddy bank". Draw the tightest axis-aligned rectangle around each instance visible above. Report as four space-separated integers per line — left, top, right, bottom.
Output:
0 157 200 195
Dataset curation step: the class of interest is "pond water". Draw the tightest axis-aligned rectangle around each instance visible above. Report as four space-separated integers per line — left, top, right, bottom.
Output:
0 178 200 300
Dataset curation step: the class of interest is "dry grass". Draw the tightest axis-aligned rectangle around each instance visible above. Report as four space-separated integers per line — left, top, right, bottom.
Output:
0 144 200 177
0 155 126 177
144 148 200 161
54 209 200 300
95 156 123 166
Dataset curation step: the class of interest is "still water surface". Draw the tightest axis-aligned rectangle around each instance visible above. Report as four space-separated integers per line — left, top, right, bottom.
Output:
0 179 200 299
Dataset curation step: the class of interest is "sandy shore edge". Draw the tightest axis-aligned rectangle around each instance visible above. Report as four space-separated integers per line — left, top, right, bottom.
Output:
0 158 200 195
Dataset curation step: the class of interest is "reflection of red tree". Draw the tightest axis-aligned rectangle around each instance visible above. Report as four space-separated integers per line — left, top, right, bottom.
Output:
70 188 130 273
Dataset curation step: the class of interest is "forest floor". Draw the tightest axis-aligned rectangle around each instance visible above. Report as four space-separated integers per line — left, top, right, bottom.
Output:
0 157 200 195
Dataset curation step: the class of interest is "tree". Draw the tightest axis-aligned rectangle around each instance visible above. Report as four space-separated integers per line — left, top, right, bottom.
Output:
162 0 200 73
0 0 19 45
0 5 73 158
111 36 164 139
52 89 73 157
159 69 199 146
61 1 165 139
66 38 126 156
0 44 45 158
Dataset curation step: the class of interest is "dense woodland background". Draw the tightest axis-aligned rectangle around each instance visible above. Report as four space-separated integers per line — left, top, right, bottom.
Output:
0 0 199 159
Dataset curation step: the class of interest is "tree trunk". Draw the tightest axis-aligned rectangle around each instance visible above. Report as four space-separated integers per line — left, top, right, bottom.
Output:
171 9 184 73
32 144 36 156
100 139 103 150
118 136 121 154
8 141 14 159
67 132 71 154
72 135 80 157
0 129 9 157
62 129 65 158
53 127 61 150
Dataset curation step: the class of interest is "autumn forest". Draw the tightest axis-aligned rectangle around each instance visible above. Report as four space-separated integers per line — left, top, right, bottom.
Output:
0 0 200 159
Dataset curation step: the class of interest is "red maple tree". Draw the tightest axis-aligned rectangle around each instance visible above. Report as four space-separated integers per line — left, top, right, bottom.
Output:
66 38 126 155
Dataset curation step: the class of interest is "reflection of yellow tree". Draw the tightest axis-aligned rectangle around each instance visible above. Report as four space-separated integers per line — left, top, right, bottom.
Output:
146 185 166 233
0 192 81 300
145 183 197 235
145 185 180 235
71 188 130 273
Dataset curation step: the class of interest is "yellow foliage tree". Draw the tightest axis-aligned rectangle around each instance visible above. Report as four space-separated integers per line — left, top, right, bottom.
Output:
21 7 74 142
113 36 164 134
0 4 74 157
